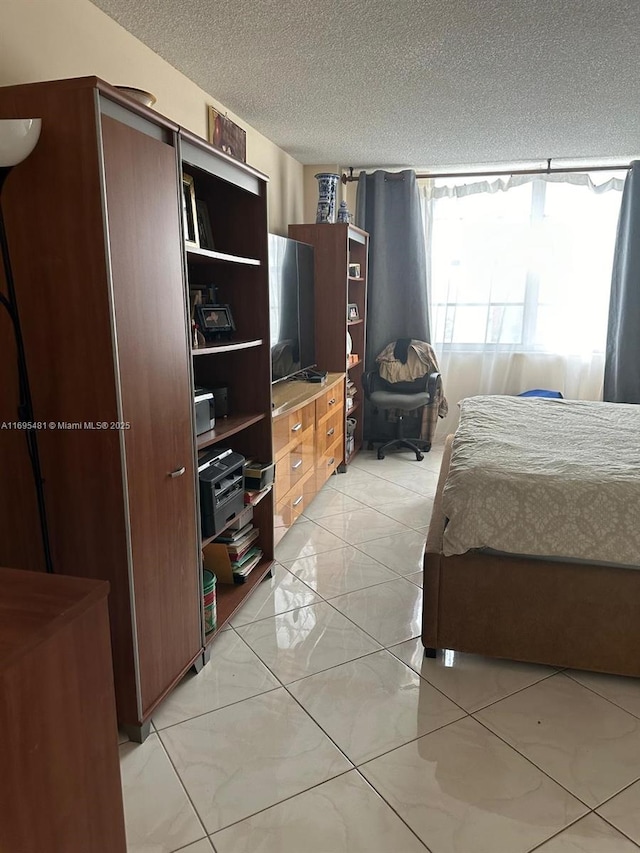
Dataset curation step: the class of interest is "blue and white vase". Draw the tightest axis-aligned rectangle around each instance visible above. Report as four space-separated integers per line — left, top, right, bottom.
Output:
337 200 351 223
315 173 340 223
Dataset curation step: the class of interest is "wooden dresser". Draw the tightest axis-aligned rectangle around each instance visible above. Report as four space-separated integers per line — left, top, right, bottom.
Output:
272 373 345 542
0 567 126 852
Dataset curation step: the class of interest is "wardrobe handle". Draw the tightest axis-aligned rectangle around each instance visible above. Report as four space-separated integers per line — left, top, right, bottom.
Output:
291 459 303 470
327 427 335 437
291 422 302 432
169 466 186 478
293 495 303 507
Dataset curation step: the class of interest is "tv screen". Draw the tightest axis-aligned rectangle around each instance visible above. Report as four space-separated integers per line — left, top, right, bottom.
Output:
268 234 316 382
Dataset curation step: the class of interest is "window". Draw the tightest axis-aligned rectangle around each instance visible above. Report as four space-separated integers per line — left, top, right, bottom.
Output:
422 172 624 356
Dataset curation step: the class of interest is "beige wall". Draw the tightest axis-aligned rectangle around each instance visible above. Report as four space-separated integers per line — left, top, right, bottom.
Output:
0 0 303 233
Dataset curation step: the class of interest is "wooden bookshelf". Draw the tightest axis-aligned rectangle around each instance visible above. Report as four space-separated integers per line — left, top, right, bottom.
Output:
192 339 263 355
197 413 265 450
186 246 261 266
288 224 369 468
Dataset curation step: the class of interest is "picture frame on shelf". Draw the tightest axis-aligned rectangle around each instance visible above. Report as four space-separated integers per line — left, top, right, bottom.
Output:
182 172 199 248
347 303 359 321
348 263 361 278
195 303 236 341
196 200 215 250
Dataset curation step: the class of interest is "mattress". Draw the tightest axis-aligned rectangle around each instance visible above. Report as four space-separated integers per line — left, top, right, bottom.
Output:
442 395 640 566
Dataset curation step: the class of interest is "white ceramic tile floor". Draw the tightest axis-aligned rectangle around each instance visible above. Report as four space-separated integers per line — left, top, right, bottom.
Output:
283 545 401 597
228 562 321 627
121 447 640 853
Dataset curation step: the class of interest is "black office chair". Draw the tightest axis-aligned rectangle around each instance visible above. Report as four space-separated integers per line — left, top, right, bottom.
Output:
363 369 441 460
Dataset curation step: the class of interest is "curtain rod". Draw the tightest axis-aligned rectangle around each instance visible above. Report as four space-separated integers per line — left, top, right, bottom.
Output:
341 160 633 183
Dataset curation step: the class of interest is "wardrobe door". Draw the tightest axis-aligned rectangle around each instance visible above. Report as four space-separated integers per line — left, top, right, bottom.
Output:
101 115 201 715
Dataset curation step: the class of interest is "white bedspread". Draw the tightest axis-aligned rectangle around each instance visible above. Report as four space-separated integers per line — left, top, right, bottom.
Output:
442 396 640 566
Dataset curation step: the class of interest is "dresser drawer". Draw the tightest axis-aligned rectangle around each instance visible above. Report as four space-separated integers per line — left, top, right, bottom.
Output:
316 434 343 489
274 467 316 531
317 407 344 456
273 401 316 459
275 423 315 502
315 383 344 421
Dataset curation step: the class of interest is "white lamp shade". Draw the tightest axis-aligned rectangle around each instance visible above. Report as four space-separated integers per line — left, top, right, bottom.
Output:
0 119 42 167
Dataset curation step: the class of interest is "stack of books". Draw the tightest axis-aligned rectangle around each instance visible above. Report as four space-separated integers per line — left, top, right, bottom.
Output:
214 522 263 583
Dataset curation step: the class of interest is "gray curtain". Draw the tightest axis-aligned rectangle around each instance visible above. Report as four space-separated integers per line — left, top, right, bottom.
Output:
356 169 431 441
356 170 430 369
604 161 640 404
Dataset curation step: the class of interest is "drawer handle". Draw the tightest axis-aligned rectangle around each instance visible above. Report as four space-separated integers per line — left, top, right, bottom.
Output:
327 457 335 466
328 398 336 406
169 466 186 478
291 459 303 470
293 495 303 507
327 427 335 437
291 422 303 432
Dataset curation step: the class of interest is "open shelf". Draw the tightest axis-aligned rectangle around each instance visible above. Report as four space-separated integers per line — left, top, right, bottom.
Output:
186 246 261 266
205 558 275 641
346 398 361 416
346 439 363 465
347 318 364 327
193 338 263 355
347 356 361 370
348 276 365 282
197 413 265 450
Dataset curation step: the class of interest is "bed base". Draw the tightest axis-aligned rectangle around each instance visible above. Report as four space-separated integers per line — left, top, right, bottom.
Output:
422 436 640 677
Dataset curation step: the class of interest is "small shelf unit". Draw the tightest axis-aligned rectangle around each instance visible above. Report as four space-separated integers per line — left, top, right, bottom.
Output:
288 223 369 468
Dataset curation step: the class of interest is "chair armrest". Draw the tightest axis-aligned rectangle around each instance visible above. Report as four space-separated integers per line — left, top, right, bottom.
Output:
427 372 441 400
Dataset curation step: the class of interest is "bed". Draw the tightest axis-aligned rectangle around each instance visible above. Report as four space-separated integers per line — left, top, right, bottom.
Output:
422 395 640 677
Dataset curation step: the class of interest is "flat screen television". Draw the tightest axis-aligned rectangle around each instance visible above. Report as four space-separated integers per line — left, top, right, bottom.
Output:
268 234 316 382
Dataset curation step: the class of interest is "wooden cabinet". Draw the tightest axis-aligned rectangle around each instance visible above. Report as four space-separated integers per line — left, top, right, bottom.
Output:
0 567 126 853
288 224 369 466
0 77 274 742
272 373 345 543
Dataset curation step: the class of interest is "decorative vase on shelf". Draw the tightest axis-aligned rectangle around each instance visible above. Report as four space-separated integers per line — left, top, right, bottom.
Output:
315 172 340 223
337 200 351 223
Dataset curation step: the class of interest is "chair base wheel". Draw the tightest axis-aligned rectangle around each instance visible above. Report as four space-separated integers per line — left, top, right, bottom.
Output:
377 451 385 460
424 647 437 659
416 453 424 461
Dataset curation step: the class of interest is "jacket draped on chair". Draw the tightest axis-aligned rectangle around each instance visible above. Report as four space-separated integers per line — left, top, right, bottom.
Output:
376 339 448 443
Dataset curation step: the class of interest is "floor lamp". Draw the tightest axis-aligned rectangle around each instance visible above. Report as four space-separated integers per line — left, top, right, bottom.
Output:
0 118 54 574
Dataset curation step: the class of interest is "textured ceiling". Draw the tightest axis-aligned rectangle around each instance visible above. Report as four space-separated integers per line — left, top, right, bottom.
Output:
91 0 640 168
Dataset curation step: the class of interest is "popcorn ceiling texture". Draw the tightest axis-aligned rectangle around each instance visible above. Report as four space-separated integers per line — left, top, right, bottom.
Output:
91 0 640 167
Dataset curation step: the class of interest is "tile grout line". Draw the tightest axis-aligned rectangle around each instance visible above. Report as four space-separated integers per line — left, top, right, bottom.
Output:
469 714 595 811
595 811 640 849
151 730 211 850
562 670 640 722
349 767 435 853
522 812 595 853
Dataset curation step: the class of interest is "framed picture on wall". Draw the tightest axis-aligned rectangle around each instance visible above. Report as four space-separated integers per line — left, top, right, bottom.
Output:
207 106 247 162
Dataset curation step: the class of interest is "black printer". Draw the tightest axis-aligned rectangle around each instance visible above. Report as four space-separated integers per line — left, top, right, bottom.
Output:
198 447 245 538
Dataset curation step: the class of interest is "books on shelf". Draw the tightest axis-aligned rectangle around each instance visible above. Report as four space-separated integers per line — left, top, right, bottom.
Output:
231 546 263 583
244 485 272 506
205 522 262 584
215 521 256 547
